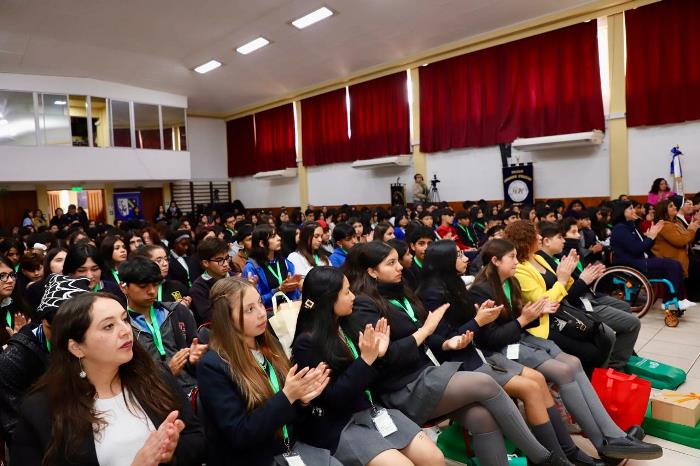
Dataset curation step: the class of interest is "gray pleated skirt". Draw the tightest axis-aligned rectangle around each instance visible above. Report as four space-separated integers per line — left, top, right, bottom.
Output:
474 352 523 386
333 407 421 466
273 441 343 466
488 334 563 369
380 361 461 425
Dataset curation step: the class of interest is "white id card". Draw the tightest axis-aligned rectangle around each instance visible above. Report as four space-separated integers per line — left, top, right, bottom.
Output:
424 347 441 366
580 298 595 313
284 453 307 466
372 408 398 437
506 344 520 360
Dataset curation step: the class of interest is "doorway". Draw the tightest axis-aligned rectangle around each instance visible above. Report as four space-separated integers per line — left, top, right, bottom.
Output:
47 189 105 223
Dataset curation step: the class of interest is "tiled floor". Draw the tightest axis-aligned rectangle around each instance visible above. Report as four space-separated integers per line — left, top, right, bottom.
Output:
445 301 700 466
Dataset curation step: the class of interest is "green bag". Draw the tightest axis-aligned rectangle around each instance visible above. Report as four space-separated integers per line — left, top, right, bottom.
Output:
436 423 525 465
642 402 700 449
625 355 686 390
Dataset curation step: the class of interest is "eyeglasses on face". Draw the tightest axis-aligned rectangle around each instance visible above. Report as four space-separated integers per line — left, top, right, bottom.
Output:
0 272 17 282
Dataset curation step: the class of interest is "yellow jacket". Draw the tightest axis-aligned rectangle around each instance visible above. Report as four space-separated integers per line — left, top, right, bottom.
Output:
514 255 572 339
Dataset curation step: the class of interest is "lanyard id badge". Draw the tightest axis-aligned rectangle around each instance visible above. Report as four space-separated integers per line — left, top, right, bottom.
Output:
580 297 595 313
371 407 398 437
283 452 307 466
506 344 520 360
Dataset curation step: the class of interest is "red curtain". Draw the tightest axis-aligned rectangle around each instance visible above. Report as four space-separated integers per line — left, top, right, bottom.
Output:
626 0 700 127
138 129 161 149
163 128 173 150
301 89 351 166
420 21 604 152
350 72 410 160
254 104 297 172
226 115 256 177
113 128 131 147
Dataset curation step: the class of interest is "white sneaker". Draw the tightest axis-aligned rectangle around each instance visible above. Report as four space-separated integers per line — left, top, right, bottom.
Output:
678 299 696 310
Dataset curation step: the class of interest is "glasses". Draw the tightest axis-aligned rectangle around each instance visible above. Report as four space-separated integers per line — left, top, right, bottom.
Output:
209 256 229 266
153 257 168 265
0 272 17 282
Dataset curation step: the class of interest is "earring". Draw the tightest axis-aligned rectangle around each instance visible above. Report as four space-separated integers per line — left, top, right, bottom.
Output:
78 358 87 379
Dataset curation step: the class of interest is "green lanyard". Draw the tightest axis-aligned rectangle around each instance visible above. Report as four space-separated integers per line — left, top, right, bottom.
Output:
132 305 166 359
111 268 120 284
340 330 374 404
503 280 513 309
457 224 474 243
266 260 283 286
413 257 423 269
388 297 417 323
157 283 163 302
258 358 290 445
314 255 321 266
4 309 11 328
93 282 101 292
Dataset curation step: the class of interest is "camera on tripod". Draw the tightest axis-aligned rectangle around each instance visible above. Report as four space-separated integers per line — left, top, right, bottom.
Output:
428 174 441 203
430 174 441 189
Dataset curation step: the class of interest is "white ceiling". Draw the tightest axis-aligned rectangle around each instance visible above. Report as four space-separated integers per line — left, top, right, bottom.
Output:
0 0 600 115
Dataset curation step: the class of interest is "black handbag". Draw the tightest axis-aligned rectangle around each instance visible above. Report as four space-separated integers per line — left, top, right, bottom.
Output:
552 302 600 341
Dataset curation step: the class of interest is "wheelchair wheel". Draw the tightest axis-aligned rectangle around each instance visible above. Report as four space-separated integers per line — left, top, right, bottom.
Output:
592 266 654 318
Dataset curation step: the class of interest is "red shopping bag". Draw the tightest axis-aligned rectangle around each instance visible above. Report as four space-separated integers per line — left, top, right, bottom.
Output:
592 368 651 430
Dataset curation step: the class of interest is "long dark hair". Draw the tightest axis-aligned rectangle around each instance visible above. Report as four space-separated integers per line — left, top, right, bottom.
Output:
649 177 668 194
372 222 394 242
293 267 353 373
296 221 328 265
249 225 280 265
43 247 68 278
343 242 425 322
278 223 298 259
99 235 123 271
34 292 178 465
474 239 524 320
420 240 476 321
63 242 104 275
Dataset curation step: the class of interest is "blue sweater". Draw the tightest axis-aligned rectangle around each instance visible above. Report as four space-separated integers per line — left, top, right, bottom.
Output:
328 247 347 268
610 221 655 273
242 258 301 308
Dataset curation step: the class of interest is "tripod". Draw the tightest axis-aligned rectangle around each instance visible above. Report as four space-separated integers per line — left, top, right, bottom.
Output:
428 183 441 203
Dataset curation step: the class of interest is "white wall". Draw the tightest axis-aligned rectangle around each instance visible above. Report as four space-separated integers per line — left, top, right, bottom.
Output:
186 117 227 180
232 176 300 209
307 162 413 205
0 146 190 182
628 121 700 195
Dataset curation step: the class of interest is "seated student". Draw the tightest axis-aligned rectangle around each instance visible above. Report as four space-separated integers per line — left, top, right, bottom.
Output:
501 210 520 226
0 257 27 349
393 210 409 241
386 239 413 272
288 221 330 278
132 244 191 307
99 235 128 285
197 277 338 466
538 221 640 372
469 206 487 243
470 239 662 462
403 226 434 290
63 241 126 308
504 220 613 376
610 201 690 310
16 251 44 296
435 208 456 240
329 223 358 268
0 275 89 448
118 257 207 395
453 210 479 251
372 221 396 243
342 242 573 466
25 247 68 311
167 230 193 288
651 199 700 283
317 220 335 255
189 238 233 325
231 225 254 274
11 292 205 466
292 266 443 466
419 241 600 466
0 238 24 272
243 225 301 308
537 208 558 224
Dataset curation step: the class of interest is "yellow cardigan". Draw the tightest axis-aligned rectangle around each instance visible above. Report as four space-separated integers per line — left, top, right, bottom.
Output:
514 255 573 339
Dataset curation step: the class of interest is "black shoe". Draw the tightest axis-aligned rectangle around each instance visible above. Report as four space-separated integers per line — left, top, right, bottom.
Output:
626 425 645 441
599 436 663 460
539 453 575 466
568 448 606 466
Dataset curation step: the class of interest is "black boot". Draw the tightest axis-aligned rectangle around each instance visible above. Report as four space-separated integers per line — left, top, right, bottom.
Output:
598 436 662 460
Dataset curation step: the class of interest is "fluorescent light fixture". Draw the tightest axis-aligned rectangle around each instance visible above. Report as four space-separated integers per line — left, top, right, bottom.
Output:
194 60 222 74
54 100 66 105
292 7 334 29
236 37 270 55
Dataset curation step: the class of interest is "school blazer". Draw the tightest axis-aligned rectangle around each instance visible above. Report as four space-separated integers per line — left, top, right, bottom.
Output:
514 256 572 339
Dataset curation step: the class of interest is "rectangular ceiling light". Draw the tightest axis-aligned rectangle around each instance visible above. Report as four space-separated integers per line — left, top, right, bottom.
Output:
236 37 270 55
53 100 66 105
194 60 222 74
292 6 334 29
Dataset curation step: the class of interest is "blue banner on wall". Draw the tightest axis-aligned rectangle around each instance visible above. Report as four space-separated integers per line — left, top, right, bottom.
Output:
113 192 142 221
502 163 534 206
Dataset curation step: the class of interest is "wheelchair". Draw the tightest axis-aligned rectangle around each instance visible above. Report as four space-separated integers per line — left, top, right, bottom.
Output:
592 265 682 327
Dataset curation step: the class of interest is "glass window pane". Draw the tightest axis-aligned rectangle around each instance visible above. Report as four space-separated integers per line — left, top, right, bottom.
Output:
161 106 187 151
91 97 110 148
0 90 36 146
68 95 90 146
133 102 161 149
111 100 131 147
39 94 71 145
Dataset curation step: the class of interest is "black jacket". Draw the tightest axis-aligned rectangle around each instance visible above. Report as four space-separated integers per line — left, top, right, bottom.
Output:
10 368 205 466
162 279 189 302
197 350 304 466
536 251 590 308
402 261 423 290
0 324 50 442
291 332 376 452
189 274 223 325
168 253 192 287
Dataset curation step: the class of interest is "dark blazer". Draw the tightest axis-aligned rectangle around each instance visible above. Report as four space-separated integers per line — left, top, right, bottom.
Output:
291 332 376 453
610 221 655 273
187 254 204 284
168 252 192 287
10 369 205 466
161 279 189 301
536 251 590 307
402 261 423 290
197 350 302 466
188 275 220 325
